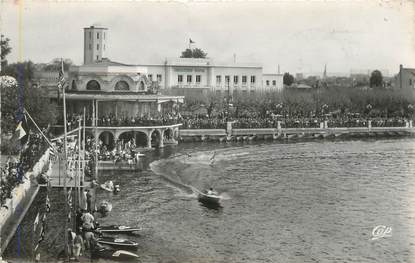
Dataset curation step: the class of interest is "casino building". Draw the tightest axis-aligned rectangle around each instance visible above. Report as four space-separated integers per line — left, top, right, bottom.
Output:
70 25 283 95
47 25 283 148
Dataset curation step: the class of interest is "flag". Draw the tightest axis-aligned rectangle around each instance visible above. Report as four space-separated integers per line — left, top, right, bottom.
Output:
14 114 29 146
49 146 56 161
45 195 50 213
189 38 195 44
58 59 65 89
34 212 40 231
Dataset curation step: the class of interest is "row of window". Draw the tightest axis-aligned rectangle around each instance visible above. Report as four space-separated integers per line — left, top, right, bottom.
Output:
216 75 256 84
148 74 162 82
265 80 277 86
173 75 257 84
177 75 202 84
89 31 106 40
88 43 105 51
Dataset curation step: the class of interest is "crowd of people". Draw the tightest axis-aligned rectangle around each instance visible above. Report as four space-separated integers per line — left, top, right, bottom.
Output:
1 133 48 207
85 136 141 167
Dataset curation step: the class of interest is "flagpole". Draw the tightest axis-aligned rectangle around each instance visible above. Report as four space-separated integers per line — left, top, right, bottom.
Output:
61 58 69 261
23 108 56 151
77 117 81 213
82 108 86 189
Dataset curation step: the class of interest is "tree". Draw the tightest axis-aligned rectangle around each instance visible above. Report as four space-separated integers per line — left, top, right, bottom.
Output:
192 48 207 58
283 72 295 86
180 48 208 58
1 35 12 69
370 70 383 88
1 61 59 134
42 58 73 71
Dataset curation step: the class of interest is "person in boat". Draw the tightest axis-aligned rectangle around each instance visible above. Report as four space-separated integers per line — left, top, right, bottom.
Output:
207 188 217 195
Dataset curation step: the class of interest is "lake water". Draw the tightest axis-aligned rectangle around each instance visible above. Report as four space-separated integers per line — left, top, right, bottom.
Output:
94 138 415 263
4 138 415 262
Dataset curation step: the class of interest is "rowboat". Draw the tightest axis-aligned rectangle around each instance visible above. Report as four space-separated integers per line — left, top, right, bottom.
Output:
97 236 139 250
92 247 139 261
97 225 142 234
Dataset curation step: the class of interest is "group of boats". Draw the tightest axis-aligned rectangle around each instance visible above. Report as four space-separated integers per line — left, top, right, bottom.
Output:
92 225 142 261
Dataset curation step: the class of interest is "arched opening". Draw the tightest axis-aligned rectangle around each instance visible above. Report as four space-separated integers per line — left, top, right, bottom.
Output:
114 80 130 91
164 128 173 140
173 129 179 140
71 80 77 90
139 81 145 91
98 131 115 151
86 80 101 90
135 132 148 147
117 131 147 150
150 130 162 148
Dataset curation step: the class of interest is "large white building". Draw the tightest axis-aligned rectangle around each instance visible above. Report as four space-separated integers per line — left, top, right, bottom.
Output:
77 25 282 94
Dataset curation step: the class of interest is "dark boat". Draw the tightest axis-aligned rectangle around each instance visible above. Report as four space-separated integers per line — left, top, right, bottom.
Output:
97 236 139 249
198 191 221 205
91 246 139 261
97 225 142 234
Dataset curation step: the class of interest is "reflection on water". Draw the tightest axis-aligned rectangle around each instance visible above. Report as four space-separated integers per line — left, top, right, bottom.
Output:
92 138 415 263
6 138 415 262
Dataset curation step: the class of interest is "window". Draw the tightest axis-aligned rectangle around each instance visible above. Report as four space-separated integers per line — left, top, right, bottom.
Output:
89 44 92 50
242 76 247 84
178 75 183 83
216 75 222 84
97 32 99 39
196 75 201 83
187 75 192 83
148 74 153 81
89 32 92 39
272 80 276 86
157 74 162 82
97 44 99 50
104 32 106 40
234 76 239 84
251 76 256 84
225 75 230 83
96 55 99 60
266 80 270 86
410 79 413 86
104 45 105 51
86 80 100 90
114 80 129 90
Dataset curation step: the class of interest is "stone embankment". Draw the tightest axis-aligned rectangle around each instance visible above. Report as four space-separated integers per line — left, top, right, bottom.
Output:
179 120 415 142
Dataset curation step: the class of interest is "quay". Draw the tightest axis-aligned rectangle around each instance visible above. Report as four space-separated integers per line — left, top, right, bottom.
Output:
178 121 415 142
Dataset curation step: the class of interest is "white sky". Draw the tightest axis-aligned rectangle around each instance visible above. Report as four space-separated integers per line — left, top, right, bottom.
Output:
1 0 414 76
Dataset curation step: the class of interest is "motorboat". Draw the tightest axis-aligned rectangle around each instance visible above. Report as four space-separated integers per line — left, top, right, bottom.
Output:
100 180 115 192
98 200 113 215
198 190 221 205
97 236 139 250
97 225 142 234
91 246 139 261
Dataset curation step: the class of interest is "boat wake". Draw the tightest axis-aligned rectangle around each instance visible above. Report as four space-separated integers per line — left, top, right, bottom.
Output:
150 148 242 200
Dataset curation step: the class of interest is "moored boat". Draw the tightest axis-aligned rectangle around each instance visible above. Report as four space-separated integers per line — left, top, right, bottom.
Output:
97 236 139 250
97 225 142 234
91 247 139 261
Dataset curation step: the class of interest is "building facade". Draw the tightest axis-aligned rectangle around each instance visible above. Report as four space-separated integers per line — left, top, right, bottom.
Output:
84 25 108 64
395 64 415 90
81 25 281 93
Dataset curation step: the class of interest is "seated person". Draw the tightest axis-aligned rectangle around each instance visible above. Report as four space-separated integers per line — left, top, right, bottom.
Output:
207 188 217 195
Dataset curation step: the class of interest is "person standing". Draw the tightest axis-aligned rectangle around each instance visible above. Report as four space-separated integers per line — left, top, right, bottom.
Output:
73 228 84 261
86 189 92 212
